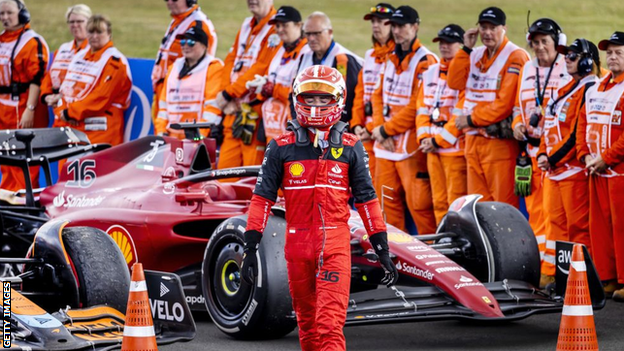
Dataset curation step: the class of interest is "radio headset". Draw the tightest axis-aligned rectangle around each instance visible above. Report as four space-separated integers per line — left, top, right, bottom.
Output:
525 12 566 47
577 38 594 74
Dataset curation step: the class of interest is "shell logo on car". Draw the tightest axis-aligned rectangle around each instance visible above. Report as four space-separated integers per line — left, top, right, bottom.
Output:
289 162 305 177
387 232 416 244
106 225 138 266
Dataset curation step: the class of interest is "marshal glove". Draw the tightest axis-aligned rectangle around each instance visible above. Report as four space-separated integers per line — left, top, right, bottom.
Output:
232 103 259 145
514 153 532 197
209 122 224 146
369 232 398 287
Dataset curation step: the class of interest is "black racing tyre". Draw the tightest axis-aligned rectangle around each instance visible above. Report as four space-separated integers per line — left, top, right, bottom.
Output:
62 226 131 313
473 202 540 287
202 215 296 340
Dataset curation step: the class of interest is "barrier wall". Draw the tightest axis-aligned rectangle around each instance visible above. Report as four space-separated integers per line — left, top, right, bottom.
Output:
124 58 156 140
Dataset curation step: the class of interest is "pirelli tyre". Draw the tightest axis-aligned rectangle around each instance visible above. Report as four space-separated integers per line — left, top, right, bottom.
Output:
441 200 540 287
202 215 295 340
475 201 540 285
62 226 131 313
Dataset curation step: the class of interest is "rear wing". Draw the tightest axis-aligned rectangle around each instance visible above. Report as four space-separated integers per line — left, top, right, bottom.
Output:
0 128 109 206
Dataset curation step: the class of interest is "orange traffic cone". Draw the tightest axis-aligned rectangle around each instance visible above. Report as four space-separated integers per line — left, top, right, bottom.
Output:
121 263 158 351
556 244 598 351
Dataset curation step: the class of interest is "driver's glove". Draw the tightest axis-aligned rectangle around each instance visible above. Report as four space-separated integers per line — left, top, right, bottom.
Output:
370 232 398 286
241 230 262 285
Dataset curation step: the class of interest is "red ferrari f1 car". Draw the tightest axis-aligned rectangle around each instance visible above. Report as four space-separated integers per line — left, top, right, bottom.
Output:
0 129 195 350
1 125 605 341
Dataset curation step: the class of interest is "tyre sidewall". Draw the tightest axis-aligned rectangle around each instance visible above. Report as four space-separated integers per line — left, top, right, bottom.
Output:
202 214 295 339
201 216 269 338
475 202 540 286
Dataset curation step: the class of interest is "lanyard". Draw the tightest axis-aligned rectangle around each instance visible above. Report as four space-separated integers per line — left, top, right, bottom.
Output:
548 80 580 116
432 68 446 109
534 56 558 112
242 21 260 57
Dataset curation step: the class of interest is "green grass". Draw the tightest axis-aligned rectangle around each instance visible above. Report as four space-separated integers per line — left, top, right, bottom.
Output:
29 0 624 62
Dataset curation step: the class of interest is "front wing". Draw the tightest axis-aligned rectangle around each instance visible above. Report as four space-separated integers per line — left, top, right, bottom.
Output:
6 271 195 350
345 280 566 326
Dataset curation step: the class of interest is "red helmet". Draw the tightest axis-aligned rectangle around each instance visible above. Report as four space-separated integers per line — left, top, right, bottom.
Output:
292 65 346 129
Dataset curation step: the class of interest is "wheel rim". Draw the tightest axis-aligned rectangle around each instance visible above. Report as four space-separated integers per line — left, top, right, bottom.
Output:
221 259 241 296
209 237 254 320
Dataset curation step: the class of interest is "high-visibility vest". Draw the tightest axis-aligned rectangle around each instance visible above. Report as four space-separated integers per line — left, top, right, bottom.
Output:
373 46 434 161
261 43 310 140
48 40 89 90
297 41 363 74
0 29 45 107
360 48 386 125
543 75 596 180
161 55 223 136
584 76 624 177
464 42 524 137
420 62 462 154
60 46 132 131
151 8 216 87
230 16 274 91
517 56 570 156
61 47 130 103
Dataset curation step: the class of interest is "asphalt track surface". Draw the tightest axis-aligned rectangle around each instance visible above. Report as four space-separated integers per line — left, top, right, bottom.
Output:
162 300 624 351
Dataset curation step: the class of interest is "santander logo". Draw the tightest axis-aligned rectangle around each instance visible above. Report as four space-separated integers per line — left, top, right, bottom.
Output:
53 191 65 207
459 275 473 282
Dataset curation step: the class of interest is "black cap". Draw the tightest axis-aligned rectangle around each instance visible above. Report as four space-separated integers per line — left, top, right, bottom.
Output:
269 6 302 25
478 7 506 26
598 31 624 50
385 5 420 25
527 18 561 41
364 3 395 21
433 24 465 44
558 38 600 62
176 24 208 47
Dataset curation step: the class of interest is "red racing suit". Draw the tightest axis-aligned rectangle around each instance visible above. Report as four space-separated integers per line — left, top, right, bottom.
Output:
246 121 386 351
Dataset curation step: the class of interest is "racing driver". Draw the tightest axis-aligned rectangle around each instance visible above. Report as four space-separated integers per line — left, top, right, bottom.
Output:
241 65 398 351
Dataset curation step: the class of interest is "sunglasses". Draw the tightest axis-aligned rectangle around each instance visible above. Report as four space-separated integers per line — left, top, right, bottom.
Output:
370 6 393 14
565 52 580 61
304 29 328 37
529 21 558 35
438 29 462 39
180 39 196 47
164 0 179 2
